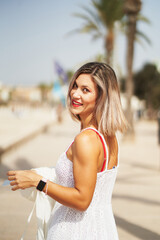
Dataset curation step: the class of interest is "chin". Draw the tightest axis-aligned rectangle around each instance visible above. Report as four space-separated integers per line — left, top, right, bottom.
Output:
70 109 82 116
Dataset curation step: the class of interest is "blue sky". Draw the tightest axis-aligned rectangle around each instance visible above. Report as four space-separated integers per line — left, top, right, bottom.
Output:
0 0 159 86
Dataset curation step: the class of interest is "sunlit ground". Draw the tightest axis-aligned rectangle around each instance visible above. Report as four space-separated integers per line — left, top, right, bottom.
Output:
0 107 160 240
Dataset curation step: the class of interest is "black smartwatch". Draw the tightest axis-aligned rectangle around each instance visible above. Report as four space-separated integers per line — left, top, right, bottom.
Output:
36 178 47 191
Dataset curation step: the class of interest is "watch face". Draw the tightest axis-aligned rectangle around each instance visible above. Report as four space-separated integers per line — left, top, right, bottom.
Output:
36 180 46 191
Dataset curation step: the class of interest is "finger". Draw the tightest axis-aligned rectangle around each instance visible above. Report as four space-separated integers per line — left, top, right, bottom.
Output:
7 171 16 176
10 180 17 186
8 176 16 181
11 185 19 191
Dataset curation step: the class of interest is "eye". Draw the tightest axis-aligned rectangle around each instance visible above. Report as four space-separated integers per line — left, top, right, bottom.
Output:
82 88 90 93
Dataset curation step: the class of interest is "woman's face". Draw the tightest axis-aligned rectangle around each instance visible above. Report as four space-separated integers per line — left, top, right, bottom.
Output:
70 74 98 120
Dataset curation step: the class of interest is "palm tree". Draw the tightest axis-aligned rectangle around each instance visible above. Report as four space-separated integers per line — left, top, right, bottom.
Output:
38 83 53 102
124 0 142 136
73 0 125 65
72 0 150 137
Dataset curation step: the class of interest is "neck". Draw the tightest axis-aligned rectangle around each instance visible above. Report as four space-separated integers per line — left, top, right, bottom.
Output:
80 114 97 130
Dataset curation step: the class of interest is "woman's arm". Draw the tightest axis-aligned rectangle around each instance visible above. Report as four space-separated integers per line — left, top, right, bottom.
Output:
7 130 99 211
45 131 99 211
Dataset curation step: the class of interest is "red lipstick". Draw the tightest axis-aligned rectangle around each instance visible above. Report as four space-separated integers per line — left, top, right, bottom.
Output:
72 100 83 107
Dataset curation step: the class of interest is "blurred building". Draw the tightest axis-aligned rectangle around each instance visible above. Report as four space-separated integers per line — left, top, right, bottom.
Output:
11 87 42 103
0 85 11 103
121 93 145 120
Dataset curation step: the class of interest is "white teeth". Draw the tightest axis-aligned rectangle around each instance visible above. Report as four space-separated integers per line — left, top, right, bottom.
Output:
73 101 82 105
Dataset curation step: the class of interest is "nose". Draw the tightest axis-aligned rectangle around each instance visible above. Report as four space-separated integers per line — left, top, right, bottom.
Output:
72 89 81 99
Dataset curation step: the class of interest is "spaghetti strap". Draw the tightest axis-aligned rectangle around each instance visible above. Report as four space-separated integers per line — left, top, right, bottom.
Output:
65 140 74 154
81 127 109 171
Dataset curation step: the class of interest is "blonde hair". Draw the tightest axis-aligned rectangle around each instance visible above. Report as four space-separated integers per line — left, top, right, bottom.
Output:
67 62 128 136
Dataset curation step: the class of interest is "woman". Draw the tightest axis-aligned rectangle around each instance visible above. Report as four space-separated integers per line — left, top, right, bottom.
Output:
8 62 128 239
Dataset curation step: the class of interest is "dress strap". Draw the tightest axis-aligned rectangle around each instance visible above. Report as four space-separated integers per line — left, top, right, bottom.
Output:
65 140 74 154
81 127 109 171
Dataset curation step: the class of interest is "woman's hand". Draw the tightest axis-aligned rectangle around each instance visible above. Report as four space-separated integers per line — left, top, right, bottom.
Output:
7 170 42 191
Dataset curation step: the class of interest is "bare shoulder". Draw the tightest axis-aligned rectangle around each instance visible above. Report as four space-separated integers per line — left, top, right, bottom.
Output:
75 129 100 148
73 129 100 158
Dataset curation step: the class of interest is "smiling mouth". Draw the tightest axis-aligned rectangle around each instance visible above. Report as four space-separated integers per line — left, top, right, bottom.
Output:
72 100 83 107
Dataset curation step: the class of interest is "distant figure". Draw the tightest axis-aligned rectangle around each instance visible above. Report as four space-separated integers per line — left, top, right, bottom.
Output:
8 62 128 240
56 102 63 123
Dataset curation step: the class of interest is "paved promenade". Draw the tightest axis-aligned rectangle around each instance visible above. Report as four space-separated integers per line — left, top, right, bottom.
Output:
0 110 160 240
0 106 56 153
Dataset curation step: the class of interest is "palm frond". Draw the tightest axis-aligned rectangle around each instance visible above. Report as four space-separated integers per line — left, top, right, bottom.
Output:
80 22 100 34
72 12 94 22
66 18 102 39
137 14 151 24
75 4 103 28
91 32 103 40
136 30 151 45
92 0 125 27
135 36 147 50
72 4 105 37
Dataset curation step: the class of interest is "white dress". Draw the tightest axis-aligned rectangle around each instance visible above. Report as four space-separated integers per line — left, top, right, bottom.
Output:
47 128 119 240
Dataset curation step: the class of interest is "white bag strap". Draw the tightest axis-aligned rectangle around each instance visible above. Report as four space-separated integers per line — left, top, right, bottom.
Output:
20 200 36 240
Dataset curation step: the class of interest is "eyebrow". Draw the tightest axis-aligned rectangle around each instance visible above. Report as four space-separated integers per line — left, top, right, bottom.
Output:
74 81 91 89
81 85 90 88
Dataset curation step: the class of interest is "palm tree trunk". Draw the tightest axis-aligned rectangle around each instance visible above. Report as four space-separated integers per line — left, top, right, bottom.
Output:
105 28 114 66
124 0 142 137
125 13 136 134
